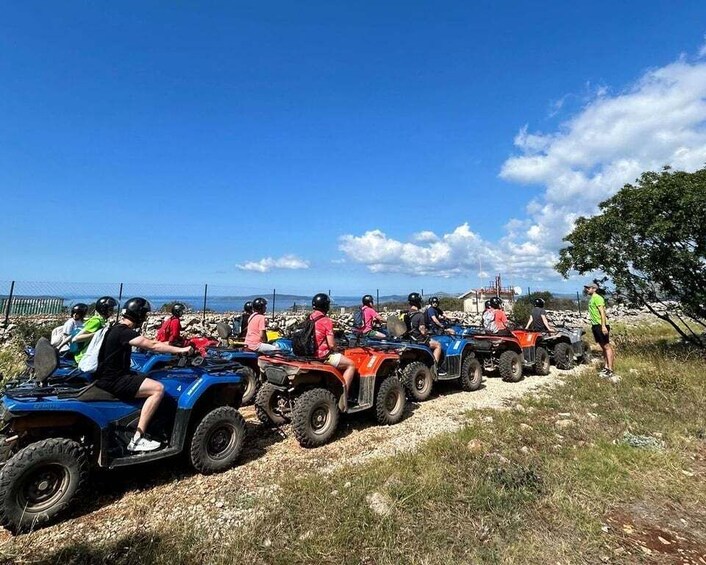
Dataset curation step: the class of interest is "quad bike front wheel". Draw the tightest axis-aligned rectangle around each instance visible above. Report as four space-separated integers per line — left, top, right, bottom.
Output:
534 346 551 376
401 361 433 402
292 388 339 448
553 342 575 370
375 377 406 425
0 438 89 533
239 366 259 405
499 351 523 383
254 382 290 426
460 355 483 391
189 406 246 474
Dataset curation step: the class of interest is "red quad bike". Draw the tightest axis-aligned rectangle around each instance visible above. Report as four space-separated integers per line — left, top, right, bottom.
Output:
471 329 551 382
255 348 406 448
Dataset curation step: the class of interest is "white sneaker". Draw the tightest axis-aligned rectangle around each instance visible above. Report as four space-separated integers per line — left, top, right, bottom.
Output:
127 436 161 452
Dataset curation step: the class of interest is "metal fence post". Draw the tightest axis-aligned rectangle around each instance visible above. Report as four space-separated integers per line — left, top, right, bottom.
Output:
2 281 15 327
376 289 379 307
118 282 123 304
576 291 581 315
202 284 208 325
272 289 276 321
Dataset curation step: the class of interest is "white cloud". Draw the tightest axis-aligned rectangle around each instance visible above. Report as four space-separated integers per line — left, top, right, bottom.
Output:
339 45 706 282
236 254 310 273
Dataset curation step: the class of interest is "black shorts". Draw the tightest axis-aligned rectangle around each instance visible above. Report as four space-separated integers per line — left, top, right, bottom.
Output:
591 324 610 346
95 373 146 402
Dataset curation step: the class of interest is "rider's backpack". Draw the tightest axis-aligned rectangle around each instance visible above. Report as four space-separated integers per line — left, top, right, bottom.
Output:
353 307 365 331
483 309 497 333
77 326 110 373
50 325 64 347
291 313 322 357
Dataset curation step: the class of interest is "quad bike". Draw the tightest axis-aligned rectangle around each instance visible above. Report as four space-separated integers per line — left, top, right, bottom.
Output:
0 338 247 533
541 325 591 369
351 316 485 402
255 347 406 448
185 322 289 405
466 327 550 382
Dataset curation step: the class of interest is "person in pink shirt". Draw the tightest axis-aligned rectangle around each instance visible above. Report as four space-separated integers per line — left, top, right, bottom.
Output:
244 297 279 352
361 294 386 339
490 297 512 335
311 293 356 407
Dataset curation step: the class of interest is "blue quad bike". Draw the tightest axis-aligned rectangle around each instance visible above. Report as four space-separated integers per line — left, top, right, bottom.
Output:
350 317 484 402
0 338 248 533
202 322 293 405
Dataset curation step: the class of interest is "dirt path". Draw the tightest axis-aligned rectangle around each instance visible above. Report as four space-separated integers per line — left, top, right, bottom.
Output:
0 367 577 556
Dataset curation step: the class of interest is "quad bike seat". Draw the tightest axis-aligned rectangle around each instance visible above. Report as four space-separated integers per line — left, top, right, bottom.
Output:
58 382 120 402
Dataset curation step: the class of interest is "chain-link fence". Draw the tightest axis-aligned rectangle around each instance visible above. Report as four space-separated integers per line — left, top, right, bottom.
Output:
0 280 589 326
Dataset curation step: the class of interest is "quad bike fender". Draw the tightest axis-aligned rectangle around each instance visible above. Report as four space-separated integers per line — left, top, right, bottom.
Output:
398 345 435 367
343 348 399 377
176 374 244 411
511 331 543 348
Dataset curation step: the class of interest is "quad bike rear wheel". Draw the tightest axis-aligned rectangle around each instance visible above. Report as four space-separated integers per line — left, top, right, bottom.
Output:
254 382 289 426
534 346 551 375
554 342 575 370
239 366 259 405
292 388 339 448
401 361 433 402
0 438 89 533
499 350 523 382
460 355 483 391
375 377 405 425
189 406 246 474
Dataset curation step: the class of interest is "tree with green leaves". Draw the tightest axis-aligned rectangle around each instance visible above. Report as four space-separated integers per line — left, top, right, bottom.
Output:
556 167 706 345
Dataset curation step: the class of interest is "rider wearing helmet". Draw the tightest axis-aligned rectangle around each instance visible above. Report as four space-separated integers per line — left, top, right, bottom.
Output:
407 293 445 373
55 303 89 353
156 302 187 345
72 296 118 363
425 296 455 336
94 297 192 452
360 294 386 339
238 301 254 339
525 297 555 333
310 293 357 408
488 296 511 334
244 298 280 352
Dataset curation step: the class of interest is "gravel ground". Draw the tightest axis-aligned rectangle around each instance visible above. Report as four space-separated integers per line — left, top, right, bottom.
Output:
0 365 580 558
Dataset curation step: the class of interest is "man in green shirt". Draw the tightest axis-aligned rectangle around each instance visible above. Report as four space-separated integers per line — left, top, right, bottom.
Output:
72 296 118 363
584 283 615 378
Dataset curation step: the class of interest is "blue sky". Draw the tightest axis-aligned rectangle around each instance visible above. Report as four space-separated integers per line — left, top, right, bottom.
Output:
2 1 706 296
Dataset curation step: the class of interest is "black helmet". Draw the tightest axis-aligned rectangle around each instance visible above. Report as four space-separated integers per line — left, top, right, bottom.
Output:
95 296 118 317
533 298 545 308
312 293 331 313
362 294 374 306
484 300 491 309
122 297 151 325
489 297 502 309
243 301 253 314
71 303 88 317
429 296 439 307
408 292 422 308
252 297 267 314
171 302 186 317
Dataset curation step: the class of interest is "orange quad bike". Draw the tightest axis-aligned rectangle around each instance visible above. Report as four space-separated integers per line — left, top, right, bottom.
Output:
470 328 551 382
255 347 406 448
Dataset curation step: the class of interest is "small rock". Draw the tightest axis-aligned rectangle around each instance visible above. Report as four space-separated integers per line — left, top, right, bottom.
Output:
344 481 352 489
366 492 392 517
467 439 484 453
519 423 533 431
555 419 574 430
558 412 571 418
520 446 530 454
483 416 494 423
514 404 526 413
215 500 224 508
263 539 272 547
299 530 312 541
330 490 339 496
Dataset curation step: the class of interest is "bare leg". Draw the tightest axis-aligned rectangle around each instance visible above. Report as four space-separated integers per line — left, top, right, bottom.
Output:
430 340 442 363
338 356 356 391
604 344 615 371
135 378 165 436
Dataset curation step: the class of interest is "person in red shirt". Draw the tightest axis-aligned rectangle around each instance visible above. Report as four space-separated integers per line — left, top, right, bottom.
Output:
489 297 512 335
156 303 186 345
311 293 356 408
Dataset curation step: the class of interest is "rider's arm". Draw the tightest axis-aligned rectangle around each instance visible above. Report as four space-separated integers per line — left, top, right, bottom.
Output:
525 317 532 329
431 314 443 328
541 314 554 332
130 335 191 354
598 305 608 331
